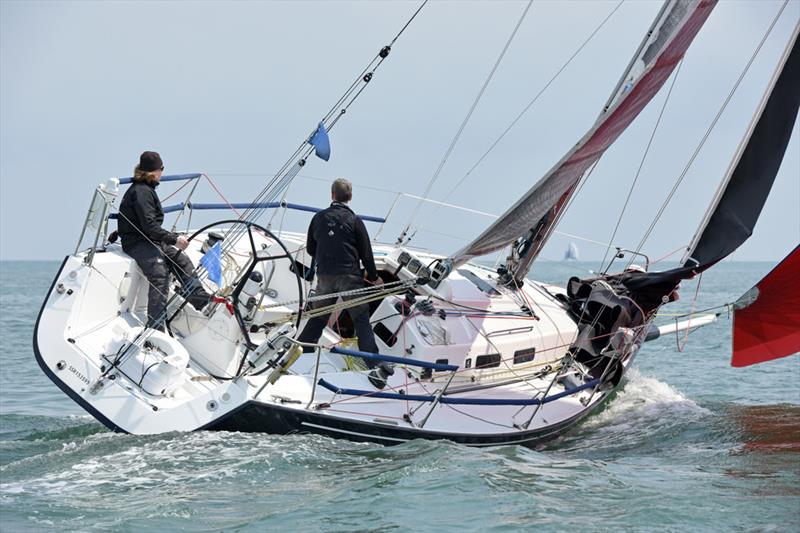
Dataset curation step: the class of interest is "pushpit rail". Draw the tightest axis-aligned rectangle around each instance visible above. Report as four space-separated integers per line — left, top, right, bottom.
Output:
118 173 202 185
108 200 386 223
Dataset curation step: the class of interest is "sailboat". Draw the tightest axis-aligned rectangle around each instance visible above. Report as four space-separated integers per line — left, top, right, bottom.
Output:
564 242 580 261
33 0 799 445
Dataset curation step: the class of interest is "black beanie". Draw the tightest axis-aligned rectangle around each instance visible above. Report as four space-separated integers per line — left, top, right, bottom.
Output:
139 151 164 172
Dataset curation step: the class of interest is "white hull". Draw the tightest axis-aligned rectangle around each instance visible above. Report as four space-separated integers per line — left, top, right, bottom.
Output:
35 226 639 445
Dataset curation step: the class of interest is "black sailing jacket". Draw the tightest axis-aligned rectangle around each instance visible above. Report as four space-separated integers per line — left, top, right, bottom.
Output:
117 181 178 252
307 202 378 280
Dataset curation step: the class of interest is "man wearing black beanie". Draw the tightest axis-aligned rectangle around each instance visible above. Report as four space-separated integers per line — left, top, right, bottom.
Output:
117 151 208 331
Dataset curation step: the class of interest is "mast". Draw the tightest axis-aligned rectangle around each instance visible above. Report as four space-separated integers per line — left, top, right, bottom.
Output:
600 1 675 116
441 0 717 285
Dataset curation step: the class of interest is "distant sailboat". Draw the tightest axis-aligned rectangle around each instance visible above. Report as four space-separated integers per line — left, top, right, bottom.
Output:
564 242 580 261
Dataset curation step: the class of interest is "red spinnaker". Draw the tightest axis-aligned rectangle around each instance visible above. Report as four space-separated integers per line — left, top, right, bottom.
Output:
732 245 800 367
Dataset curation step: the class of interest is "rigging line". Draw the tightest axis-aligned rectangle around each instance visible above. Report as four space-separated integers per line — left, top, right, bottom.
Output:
390 0 429 46
300 287 409 321
161 178 193 203
403 0 536 232
650 243 690 264
226 170 621 251
321 322 652 409
221 0 433 250
319 0 429 125
551 229 613 249
436 0 625 208
263 279 411 310
666 302 728 319
204 174 242 218
87 256 248 372
599 59 684 272
633 0 790 257
231 1 431 227
267 177 294 228
111 209 200 294
417 380 519 430
677 271 701 353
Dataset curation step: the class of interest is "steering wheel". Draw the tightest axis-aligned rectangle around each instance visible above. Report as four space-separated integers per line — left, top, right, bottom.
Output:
187 219 305 334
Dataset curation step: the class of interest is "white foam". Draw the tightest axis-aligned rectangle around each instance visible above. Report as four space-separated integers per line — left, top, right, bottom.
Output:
586 369 710 428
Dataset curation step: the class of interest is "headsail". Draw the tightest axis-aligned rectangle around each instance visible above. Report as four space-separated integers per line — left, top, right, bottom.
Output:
732 245 800 367
623 20 799 299
684 22 800 269
449 0 718 273
617 23 799 368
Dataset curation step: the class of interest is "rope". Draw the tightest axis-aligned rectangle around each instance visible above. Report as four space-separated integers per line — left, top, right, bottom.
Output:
676 271 703 352
300 285 411 321
161 178 193 203
390 0 428 46
204 174 242 218
651 244 690 265
262 279 413 311
196 0 432 282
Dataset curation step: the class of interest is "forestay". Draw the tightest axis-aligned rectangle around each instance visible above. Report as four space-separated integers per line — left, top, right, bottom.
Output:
449 0 717 270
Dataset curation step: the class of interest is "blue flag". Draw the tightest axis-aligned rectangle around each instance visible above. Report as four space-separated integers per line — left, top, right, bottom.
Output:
200 242 222 286
308 122 331 161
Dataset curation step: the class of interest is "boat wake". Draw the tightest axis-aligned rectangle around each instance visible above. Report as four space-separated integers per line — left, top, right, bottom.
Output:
544 369 711 454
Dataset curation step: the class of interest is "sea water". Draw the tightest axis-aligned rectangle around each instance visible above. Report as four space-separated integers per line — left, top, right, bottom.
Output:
1 261 798 532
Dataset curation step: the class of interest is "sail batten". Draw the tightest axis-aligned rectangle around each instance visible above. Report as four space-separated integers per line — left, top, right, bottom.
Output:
449 0 717 270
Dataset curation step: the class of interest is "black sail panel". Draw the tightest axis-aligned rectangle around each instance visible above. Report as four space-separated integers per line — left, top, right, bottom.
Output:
687 26 800 267
620 25 800 304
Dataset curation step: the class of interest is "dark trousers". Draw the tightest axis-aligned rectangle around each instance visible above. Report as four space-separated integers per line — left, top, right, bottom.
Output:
124 241 203 330
297 274 379 361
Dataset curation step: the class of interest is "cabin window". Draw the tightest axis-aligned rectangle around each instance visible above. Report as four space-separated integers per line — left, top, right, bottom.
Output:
514 347 536 364
373 323 397 347
475 353 501 369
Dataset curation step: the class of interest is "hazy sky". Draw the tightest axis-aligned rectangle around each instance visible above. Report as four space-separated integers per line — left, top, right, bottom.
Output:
1 0 798 265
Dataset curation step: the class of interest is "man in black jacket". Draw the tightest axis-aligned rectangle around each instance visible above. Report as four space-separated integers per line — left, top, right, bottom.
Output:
118 151 206 330
296 178 384 365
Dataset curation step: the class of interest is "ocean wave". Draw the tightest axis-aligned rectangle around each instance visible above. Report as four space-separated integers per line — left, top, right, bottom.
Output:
545 369 711 454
